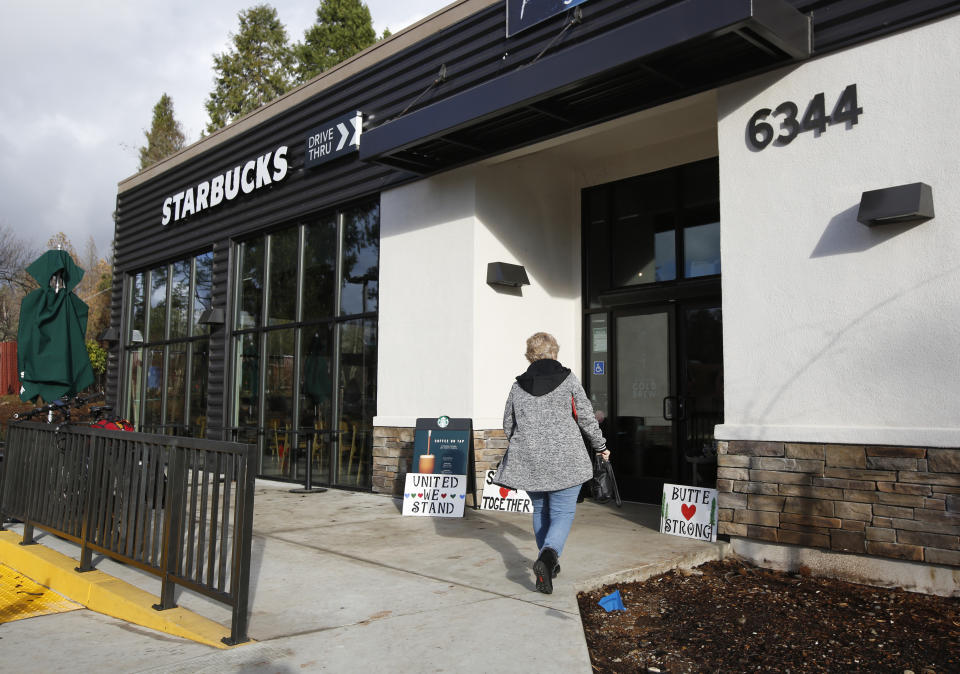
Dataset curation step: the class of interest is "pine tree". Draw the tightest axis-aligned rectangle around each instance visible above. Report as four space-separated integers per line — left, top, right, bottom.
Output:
205 4 294 133
138 93 186 171
295 0 377 83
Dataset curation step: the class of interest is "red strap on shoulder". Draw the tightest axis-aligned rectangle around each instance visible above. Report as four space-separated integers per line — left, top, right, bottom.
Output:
571 395 578 420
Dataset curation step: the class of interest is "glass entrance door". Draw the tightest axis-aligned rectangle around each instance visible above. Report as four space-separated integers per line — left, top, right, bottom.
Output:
612 307 675 503
680 304 723 490
604 301 722 503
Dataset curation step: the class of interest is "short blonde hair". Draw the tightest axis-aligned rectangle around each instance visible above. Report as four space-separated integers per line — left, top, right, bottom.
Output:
525 332 559 363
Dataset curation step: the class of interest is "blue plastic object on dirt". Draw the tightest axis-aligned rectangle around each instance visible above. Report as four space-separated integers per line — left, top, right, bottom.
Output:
598 589 626 612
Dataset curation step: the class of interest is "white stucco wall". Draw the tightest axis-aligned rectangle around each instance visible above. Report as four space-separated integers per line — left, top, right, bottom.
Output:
715 15 960 447
376 160 581 430
473 156 581 428
376 171 478 427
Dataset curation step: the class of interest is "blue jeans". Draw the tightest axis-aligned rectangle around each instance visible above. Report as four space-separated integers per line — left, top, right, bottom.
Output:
528 483 581 558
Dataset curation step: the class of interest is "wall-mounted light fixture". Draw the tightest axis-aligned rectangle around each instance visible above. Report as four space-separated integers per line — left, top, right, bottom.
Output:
487 262 530 288
98 327 119 344
857 182 934 227
198 308 225 325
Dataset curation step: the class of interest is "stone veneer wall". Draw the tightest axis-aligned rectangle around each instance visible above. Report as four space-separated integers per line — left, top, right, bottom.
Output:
716 441 960 567
372 426 508 504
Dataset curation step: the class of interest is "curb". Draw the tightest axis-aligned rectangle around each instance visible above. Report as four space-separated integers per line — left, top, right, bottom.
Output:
0 530 244 649
574 541 730 594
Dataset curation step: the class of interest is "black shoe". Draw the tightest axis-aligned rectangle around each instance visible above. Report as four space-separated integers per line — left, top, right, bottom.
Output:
533 547 558 594
552 564 560 579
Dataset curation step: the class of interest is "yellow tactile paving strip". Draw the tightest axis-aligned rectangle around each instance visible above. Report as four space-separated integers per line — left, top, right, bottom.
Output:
0 563 82 624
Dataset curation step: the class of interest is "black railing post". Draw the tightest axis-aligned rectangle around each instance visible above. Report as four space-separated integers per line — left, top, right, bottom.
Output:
76 433 103 572
223 442 256 646
290 428 327 494
0 440 7 532
154 442 186 611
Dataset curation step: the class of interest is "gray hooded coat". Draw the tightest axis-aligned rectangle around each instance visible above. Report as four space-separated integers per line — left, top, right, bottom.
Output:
494 359 607 492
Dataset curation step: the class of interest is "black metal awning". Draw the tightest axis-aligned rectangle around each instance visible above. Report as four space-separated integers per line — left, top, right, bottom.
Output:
360 0 811 174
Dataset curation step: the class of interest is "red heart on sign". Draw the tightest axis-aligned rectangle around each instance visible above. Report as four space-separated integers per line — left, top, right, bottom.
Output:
499 487 510 498
681 503 696 520
417 493 423 498
441 493 447 498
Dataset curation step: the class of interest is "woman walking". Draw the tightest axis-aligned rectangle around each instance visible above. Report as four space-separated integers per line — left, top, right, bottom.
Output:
494 332 609 594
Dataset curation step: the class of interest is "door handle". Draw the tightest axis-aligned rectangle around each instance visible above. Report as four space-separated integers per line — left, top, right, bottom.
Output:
663 396 678 421
663 396 686 421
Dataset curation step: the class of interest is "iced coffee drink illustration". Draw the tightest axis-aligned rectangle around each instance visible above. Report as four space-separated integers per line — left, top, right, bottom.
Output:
418 430 435 473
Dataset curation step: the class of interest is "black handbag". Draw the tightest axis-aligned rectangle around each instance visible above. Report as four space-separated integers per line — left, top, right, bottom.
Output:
590 454 622 507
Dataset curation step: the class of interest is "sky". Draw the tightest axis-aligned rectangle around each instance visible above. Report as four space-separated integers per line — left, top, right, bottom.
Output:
0 0 451 262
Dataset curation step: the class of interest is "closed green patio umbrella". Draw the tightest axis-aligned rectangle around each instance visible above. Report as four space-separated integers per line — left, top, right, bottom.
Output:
17 249 95 403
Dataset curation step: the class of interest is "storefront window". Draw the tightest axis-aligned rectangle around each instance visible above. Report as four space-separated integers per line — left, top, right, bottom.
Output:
237 239 264 330
302 216 337 320
193 252 213 333
341 203 380 316
169 259 191 339
267 227 298 326
587 313 609 420
684 220 720 278
124 252 212 436
126 347 143 427
263 329 296 478
149 266 168 343
612 171 677 287
337 318 377 488
131 272 146 338
190 339 209 437
299 324 334 484
231 200 379 487
235 332 260 433
143 346 164 429
166 343 187 427
584 157 720 305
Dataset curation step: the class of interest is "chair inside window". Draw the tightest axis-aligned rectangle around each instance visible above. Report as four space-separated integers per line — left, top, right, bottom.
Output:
339 421 357 484
270 420 289 473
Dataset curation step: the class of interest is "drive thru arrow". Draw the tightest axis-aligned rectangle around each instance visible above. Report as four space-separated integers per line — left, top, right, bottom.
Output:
336 114 362 151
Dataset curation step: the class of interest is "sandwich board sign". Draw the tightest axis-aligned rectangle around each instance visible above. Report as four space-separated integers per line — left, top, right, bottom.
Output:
479 470 532 513
402 417 472 518
660 483 718 542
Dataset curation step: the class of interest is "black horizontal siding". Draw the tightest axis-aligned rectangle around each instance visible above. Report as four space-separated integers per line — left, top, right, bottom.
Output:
204 239 230 437
796 0 960 51
105 269 124 406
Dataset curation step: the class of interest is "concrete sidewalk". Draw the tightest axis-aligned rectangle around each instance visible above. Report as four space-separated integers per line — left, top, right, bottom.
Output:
1 481 726 672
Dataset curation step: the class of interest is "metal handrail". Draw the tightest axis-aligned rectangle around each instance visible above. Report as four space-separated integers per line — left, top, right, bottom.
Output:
0 422 257 645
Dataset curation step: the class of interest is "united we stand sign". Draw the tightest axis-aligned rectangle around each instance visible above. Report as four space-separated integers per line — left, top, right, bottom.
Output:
402 473 467 517
660 483 718 542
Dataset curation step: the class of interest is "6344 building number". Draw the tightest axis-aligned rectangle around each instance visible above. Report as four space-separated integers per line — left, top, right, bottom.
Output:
747 84 862 151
